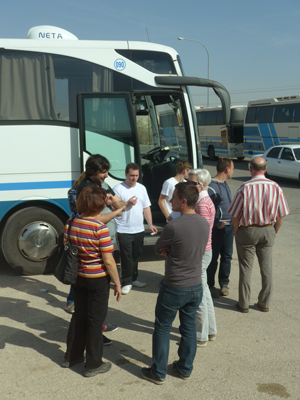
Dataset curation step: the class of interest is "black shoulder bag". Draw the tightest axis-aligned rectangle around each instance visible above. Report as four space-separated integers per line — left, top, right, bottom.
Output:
54 217 78 285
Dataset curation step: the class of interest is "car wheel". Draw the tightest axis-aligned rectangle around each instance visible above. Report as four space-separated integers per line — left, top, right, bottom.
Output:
1 207 65 275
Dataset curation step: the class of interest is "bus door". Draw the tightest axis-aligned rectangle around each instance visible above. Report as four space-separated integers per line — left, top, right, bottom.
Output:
77 92 140 184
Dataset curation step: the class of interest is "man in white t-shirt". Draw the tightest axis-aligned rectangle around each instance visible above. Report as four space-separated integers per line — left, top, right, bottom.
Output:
158 160 192 222
114 163 158 295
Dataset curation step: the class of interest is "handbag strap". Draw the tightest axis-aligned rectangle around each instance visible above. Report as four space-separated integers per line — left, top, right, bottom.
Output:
66 217 75 244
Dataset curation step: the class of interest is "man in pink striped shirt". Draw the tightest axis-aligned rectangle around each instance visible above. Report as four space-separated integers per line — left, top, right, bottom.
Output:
228 157 289 313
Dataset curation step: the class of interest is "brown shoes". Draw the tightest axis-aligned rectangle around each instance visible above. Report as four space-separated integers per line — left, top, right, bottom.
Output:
235 302 249 313
220 286 230 296
256 303 269 312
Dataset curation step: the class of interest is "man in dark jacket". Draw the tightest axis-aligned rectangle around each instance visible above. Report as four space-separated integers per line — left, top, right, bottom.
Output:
207 158 234 298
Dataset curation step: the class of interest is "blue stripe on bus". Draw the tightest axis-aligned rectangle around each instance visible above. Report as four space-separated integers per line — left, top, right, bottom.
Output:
280 138 300 143
0 180 74 191
269 123 280 146
258 124 274 151
0 198 71 221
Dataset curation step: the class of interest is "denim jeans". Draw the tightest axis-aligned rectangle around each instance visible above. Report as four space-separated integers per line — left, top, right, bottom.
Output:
67 287 74 304
152 282 203 380
207 224 233 288
196 250 217 341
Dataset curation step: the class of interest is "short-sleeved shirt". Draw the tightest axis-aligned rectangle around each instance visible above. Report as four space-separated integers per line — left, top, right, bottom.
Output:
154 213 210 288
64 217 114 278
160 177 181 220
76 176 117 246
228 175 290 225
194 190 215 252
113 182 151 234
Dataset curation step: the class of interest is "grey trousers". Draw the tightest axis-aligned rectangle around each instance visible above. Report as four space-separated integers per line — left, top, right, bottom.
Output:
235 226 276 309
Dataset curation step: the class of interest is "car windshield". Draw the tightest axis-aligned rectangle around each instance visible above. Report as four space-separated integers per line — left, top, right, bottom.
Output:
293 148 300 161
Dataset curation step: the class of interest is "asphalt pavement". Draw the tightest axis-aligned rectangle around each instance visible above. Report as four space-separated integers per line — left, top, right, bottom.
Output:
0 159 299 400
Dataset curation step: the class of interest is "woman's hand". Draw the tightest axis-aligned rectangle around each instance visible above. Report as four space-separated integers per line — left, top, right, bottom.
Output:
114 285 122 302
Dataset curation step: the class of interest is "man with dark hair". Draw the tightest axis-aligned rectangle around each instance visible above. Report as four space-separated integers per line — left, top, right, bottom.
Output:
158 160 192 222
77 154 136 246
228 157 289 313
113 163 157 295
207 158 234 298
141 182 209 384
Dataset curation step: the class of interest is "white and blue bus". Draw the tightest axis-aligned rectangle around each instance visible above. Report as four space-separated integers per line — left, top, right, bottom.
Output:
0 25 231 274
244 96 300 157
196 106 246 160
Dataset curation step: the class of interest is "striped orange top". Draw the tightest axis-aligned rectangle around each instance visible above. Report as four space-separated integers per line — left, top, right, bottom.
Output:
64 217 114 278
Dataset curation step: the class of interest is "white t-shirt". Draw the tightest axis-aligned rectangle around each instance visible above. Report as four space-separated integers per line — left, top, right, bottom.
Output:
113 182 151 234
160 177 181 220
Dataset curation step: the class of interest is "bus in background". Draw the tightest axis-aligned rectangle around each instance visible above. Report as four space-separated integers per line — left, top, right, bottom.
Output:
196 106 246 160
244 96 300 157
0 25 231 275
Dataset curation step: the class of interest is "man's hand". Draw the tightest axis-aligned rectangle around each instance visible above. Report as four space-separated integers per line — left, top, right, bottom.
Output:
160 247 169 257
149 224 158 235
127 196 137 207
217 222 225 229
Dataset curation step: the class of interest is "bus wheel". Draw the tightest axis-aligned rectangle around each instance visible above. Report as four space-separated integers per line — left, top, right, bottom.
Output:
208 146 216 160
1 207 65 275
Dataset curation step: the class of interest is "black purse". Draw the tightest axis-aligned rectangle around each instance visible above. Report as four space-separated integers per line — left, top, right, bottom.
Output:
54 217 78 285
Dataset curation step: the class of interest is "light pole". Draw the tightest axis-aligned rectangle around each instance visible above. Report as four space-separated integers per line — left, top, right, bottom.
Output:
178 37 210 107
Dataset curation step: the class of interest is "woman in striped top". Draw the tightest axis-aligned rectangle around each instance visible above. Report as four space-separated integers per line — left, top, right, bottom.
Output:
188 169 217 347
63 185 121 377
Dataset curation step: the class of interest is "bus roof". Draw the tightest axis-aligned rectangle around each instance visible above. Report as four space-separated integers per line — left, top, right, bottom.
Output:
248 95 300 107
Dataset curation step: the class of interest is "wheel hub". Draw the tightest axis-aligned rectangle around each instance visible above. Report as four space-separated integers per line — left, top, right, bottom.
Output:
18 222 59 261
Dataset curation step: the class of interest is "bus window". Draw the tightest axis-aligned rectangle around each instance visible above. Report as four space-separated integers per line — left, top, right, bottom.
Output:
274 104 295 123
80 94 136 180
255 106 274 123
196 111 206 125
206 111 217 125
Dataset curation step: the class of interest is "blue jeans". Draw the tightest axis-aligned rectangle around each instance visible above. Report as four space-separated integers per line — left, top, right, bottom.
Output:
152 282 203 380
67 287 74 304
207 224 233 288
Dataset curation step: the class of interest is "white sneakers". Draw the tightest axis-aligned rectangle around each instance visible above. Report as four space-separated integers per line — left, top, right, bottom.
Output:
121 285 132 295
121 281 146 295
132 280 146 288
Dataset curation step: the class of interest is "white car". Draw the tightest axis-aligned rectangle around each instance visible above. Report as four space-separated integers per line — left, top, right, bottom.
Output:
252 144 300 181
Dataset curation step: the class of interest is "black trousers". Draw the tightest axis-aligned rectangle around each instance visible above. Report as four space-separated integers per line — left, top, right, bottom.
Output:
117 231 144 286
65 275 110 369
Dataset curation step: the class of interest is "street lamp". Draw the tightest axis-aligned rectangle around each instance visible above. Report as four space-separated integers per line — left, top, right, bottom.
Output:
178 37 210 107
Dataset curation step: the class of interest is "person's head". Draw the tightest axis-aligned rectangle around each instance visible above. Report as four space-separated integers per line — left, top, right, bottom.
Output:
85 154 111 184
216 158 234 179
171 182 199 213
176 160 193 179
125 163 140 187
76 185 107 216
72 172 86 190
250 157 267 176
188 168 211 191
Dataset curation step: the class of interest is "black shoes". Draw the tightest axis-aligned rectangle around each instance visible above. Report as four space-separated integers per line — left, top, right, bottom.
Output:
84 362 112 377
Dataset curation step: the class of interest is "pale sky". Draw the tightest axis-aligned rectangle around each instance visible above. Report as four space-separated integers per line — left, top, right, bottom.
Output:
1 0 300 108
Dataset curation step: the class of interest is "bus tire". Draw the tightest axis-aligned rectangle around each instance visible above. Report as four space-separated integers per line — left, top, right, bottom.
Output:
208 146 216 161
1 207 65 275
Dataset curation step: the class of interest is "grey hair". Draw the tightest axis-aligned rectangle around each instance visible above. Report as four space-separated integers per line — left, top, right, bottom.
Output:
188 168 211 186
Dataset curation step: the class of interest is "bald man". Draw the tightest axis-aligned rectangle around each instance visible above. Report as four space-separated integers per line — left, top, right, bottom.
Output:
228 157 289 313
